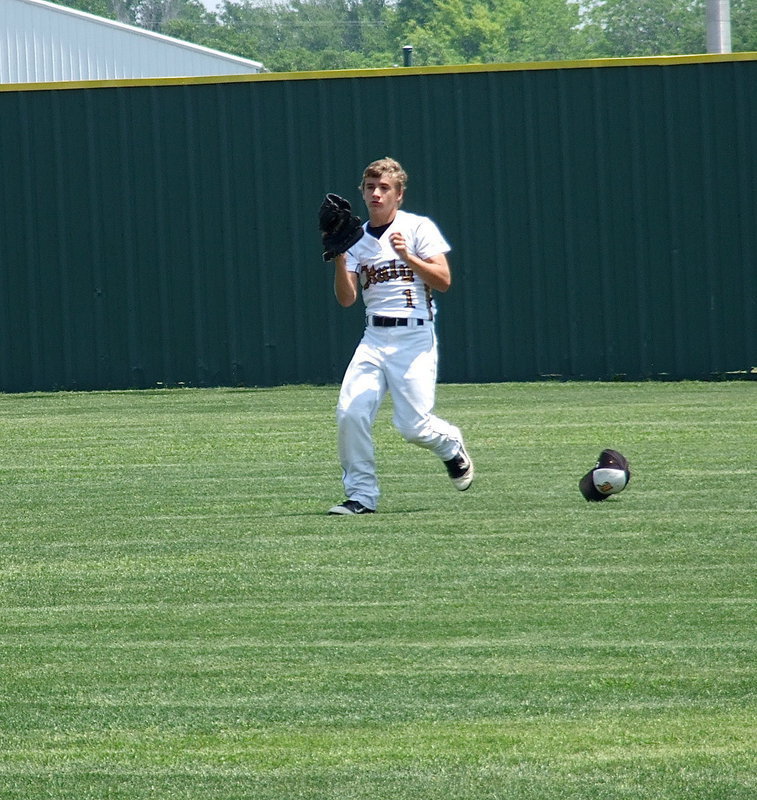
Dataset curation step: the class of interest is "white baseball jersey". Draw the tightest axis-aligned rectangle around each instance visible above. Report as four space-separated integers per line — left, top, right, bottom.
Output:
345 209 451 320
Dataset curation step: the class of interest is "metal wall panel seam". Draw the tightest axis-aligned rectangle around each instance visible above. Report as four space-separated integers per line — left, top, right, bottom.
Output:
451 72 478 380
661 66 686 379
84 90 110 387
117 89 143 386
283 79 307 383
51 90 74 386
249 85 275 386
521 70 546 378
182 84 208 385
379 74 401 174
627 68 653 377
696 62 722 374
734 64 757 370
0 94 15 388
347 79 367 197
486 70 509 380
148 86 175 386
215 87 242 386
18 92 43 388
316 78 349 385
557 68 581 378
590 67 616 378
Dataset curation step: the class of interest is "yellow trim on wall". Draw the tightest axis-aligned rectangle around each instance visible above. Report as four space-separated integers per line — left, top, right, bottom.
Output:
2 51 755 93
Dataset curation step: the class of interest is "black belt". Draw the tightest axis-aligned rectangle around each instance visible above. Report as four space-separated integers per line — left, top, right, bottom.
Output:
368 316 425 327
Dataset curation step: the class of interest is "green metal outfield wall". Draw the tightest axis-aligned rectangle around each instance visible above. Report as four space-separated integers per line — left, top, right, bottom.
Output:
0 54 755 391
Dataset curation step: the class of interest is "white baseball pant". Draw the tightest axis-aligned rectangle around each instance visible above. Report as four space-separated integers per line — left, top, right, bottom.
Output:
336 323 462 510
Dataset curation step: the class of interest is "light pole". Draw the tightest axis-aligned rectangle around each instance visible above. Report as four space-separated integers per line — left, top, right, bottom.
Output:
706 0 732 53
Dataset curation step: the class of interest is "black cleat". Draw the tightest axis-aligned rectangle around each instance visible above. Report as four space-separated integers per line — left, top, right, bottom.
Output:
444 443 474 491
328 500 376 515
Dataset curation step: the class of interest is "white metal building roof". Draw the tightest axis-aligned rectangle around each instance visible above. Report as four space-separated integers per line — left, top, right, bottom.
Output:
1 0 265 85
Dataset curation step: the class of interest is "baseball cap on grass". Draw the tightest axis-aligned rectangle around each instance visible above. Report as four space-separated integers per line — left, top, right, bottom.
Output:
579 449 631 501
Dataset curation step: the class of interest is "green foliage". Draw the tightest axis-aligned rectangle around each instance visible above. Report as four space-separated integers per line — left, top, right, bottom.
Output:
57 0 215 27
581 0 757 58
580 0 708 57
211 0 397 71
398 0 585 64
60 0 117 17
731 0 757 52
0 383 755 798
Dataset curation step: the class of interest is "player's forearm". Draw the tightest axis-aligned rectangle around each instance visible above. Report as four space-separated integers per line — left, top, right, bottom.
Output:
404 253 451 293
333 255 358 306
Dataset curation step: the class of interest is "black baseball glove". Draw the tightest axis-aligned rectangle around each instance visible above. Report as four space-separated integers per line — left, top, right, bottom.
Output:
319 193 364 262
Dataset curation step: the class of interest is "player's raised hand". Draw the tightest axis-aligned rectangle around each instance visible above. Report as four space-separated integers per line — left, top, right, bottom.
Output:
389 231 409 259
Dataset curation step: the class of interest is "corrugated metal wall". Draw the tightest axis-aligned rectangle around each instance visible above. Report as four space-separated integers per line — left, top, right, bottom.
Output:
0 55 755 392
0 0 263 84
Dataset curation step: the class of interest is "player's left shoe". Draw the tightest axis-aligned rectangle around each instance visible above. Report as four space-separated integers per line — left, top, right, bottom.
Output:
328 500 376 515
445 443 474 491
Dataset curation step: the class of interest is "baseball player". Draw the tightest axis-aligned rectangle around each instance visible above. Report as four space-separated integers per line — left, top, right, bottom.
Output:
325 157 474 515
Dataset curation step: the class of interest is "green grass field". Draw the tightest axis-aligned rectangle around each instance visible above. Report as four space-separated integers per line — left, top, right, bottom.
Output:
0 382 754 799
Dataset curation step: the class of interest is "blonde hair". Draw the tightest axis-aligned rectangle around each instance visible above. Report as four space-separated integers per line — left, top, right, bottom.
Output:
360 157 408 194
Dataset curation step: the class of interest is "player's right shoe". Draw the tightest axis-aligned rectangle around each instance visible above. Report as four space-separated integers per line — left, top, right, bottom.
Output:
328 500 375 515
445 442 474 491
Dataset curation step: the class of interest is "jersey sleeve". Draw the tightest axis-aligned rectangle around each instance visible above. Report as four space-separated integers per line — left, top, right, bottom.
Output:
412 216 451 260
345 250 358 273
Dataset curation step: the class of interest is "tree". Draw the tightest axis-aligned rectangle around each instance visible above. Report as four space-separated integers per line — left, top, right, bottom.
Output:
202 0 396 71
54 0 209 28
731 0 757 51
395 0 584 65
581 0 757 57
137 0 208 30
580 0 705 57
54 0 118 17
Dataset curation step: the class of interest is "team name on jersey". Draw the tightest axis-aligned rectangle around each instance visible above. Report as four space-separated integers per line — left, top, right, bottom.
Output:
360 260 415 290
